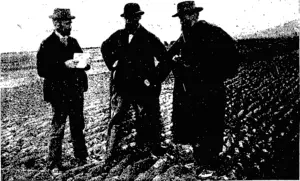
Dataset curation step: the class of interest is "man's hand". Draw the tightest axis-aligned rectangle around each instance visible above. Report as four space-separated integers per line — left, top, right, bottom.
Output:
65 59 78 68
172 55 190 67
172 55 181 62
112 60 119 69
144 79 150 86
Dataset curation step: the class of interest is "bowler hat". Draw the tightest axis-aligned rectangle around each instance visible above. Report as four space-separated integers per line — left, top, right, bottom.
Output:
49 8 75 20
172 1 203 17
120 3 144 18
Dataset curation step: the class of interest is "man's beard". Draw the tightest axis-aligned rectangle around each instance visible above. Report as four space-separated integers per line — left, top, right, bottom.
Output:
58 28 71 36
181 23 193 34
181 18 198 36
125 23 138 34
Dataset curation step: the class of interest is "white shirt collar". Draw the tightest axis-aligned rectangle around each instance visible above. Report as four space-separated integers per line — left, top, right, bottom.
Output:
129 34 134 43
128 24 141 43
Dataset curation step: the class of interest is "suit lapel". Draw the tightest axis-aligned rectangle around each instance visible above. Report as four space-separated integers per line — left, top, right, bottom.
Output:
49 32 66 51
48 32 74 61
129 25 145 45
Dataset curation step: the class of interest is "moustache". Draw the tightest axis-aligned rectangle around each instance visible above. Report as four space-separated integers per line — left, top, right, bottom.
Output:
62 28 71 36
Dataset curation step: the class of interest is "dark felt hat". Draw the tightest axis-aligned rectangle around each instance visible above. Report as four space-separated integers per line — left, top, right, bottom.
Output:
121 3 144 18
49 8 75 20
172 1 203 17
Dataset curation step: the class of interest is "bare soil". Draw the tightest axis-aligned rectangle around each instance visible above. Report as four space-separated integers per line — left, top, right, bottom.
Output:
1 47 299 180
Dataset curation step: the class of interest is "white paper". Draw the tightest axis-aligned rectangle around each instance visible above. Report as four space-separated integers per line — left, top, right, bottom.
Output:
74 53 89 68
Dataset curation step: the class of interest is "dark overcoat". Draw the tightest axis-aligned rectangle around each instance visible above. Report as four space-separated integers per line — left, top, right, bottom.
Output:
37 32 89 104
101 25 168 160
101 25 168 101
169 20 239 144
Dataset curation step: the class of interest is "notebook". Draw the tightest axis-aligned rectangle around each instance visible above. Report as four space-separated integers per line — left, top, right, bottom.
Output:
74 53 89 68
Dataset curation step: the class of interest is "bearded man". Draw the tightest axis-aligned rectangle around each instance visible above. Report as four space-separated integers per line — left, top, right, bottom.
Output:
37 8 90 176
168 1 239 176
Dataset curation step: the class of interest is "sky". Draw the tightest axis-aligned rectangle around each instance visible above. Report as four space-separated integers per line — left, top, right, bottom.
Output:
0 0 298 53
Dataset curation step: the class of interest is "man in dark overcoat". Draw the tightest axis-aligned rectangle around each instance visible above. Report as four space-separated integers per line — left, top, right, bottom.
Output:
168 1 239 176
101 3 168 165
36 8 90 175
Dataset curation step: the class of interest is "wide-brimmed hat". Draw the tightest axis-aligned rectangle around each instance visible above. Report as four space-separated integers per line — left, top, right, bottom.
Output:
120 3 144 18
49 8 75 20
172 1 203 17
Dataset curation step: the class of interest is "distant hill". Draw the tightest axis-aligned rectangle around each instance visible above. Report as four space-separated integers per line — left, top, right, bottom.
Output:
237 19 300 39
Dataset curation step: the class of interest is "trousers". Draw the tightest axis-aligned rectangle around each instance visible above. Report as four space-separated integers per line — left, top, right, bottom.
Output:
48 93 88 168
172 83 225 168
106 94 164 163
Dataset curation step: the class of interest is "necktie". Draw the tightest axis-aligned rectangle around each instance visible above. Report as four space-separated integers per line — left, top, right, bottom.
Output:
60 37 68 46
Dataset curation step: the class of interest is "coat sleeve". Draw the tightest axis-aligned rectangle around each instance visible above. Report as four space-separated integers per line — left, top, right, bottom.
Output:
36 41 47 78
72 38 84 53
150 35 173 83
212 27 240 79
166 35 190 80
36 39 71 80
101 33 119 71
72 38 91 71
190 24 240 82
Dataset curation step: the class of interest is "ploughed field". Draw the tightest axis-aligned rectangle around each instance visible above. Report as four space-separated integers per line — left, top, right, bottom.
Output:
1 47 299 180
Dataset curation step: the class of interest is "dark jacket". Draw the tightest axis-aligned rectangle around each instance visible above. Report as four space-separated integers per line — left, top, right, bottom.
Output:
168 20 240 143
101 25 168 98
37 32 89 103
169 20 239 91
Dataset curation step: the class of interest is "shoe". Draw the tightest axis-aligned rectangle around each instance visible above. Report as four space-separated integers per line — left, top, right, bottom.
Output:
198 169 215 178
48 167 64 177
